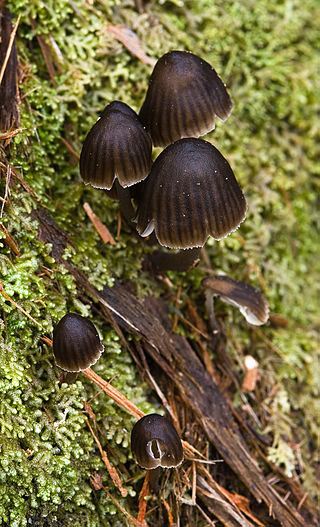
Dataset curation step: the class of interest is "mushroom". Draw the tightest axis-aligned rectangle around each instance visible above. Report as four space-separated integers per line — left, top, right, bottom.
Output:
135 138 247 271
202 274 269 332
80 101 152 223
131 414 183 470
139 50 233 147
52 313 145 419
52 313 104 372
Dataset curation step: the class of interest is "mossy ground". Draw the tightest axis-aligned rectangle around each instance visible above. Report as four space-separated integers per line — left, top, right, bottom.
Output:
0 0 319 525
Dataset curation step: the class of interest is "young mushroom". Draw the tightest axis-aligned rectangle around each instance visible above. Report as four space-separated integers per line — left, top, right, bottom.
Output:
80 101 152 223
135 138 247 271
53 313 104 372
52 313 144 419
202 274 269 333
131 414 184 470
139 50 233 147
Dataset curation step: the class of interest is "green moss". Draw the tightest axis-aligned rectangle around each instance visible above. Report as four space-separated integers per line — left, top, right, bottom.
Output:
1 0 319 523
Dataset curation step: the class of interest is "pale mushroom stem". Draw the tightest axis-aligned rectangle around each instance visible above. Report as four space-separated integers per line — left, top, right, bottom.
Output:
114 180 136 226
82 367 145 420
148 247 201 272
204 289 221 335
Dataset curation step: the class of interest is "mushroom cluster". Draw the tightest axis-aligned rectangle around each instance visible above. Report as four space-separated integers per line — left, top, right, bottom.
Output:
55 49 270 494
80 50 247 271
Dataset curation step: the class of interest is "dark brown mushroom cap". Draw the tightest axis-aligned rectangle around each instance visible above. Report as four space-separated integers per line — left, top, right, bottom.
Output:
135 138 247 249
52 313 104 372
139 50 233 147
80 101 152 189
202 275 269 325
131 414 183 470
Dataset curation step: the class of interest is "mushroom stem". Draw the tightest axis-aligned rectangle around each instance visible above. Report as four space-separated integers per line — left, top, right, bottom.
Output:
60 371 79 384
148 467 162 493
204 289 220 335
114 180 136 226
82 367 145 420
148 247 201 272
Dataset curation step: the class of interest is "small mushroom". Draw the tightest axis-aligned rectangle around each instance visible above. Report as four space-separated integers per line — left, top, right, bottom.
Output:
135 138 246 271
80 101 152 223
139 50 233 147
131 414 183 470
80 101 152 189
202 274 269 329
52 313 104 372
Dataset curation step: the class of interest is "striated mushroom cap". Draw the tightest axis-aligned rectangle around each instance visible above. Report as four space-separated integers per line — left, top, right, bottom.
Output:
80 101 152 190
136 138 247 249
131 414 184 470
52 313 104 372
139 50 233 147
202 275 269 325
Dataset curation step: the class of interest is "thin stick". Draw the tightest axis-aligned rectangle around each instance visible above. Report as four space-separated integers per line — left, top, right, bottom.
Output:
60 137 80 159
83 202 116 244
192 461 197 505
162 499 174 525
86 418 127 497
103 485 147 527
42 338 144 418
171 281 182 332
116 210 122 237
137 470 150 524
0 163 11 218
0 281 43 328
0 128 23 140
83 367 145 420
0 224 20 255
0 14 21 86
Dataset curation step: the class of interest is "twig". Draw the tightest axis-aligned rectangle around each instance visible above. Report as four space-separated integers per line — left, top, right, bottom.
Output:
162 499 174 525
82 367 145 420
116 210 121 237
0 224 20 255
83 202 116 244
0 281 43 328
42 337 145 419
86 418 127 497
0 128 23 140
0 159 36 196
0 14 21 87
137 470 150 524
60 136 80 159
171 281 182 332
103 485 148 527
0 162 11 217
107 24 155 66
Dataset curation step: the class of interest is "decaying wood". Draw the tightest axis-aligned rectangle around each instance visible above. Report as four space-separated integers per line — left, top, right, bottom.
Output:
0 4 20 132
33 206 319 527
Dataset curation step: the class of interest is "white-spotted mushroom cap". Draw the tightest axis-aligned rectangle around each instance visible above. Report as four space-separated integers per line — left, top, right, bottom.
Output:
52 313 104 372
136 138 247 249
139 50 233 147
131 414 184 470
202 275 269 325
80 101 152 190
